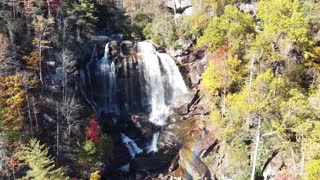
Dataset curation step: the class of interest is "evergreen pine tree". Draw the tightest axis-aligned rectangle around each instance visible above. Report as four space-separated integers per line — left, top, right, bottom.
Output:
18 139 69 180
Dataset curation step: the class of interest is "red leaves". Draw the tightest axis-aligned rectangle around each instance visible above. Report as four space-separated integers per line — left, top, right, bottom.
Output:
209 42 228 62
23 0 60 16
86 118 99 144
49 0 60 14
8 157 21 171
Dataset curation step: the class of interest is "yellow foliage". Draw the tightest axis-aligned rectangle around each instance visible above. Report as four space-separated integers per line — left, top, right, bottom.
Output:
202 61 224 95
202 57 243 95
0 74 26 133
90 170 101 180
305 160 320 180
23 50 40 70
305 46 320 71
32 15 54 49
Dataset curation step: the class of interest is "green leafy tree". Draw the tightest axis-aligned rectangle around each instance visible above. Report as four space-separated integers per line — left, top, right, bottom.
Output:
67 0 98 41
198 5 255 56
143 13 178 47
305 160 320 180
18 139 69 180
200 0 320 179
257 0 311 51
302 0 320 32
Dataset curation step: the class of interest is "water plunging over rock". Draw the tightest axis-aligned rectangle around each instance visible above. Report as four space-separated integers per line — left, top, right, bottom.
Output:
81 41 187 126
80 41 188 174
138 42 188 125
121 133 143 158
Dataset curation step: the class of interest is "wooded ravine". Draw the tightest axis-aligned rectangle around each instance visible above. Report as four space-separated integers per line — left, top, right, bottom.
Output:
0 0 320 179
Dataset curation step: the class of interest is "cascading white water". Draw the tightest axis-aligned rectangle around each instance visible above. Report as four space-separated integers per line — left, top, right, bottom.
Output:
121 133 143 158
146 131 160 153
81 41 188 153
137 42 188 126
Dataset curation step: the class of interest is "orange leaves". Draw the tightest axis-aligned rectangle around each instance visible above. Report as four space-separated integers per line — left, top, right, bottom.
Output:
23 0 35 16
8 157 21 171
208 42 228 63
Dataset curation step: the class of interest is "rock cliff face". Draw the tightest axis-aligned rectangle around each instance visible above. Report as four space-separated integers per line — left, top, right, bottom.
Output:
163 0 193 15
156 46 218 179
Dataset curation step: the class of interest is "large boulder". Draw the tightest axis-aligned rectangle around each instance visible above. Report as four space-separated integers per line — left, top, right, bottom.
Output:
174 90 199 115
165 118 217 179
189 57 208 87
128 114 160 139
178 148 211 179
163 0 192 14
178 48 209 88
121 41 137 56
131 156 171 172
236 2 258 15
262 152 284 180
108 142 132 170
182 48 206 64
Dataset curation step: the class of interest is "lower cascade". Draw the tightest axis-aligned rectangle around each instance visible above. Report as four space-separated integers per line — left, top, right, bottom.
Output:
80 40 188 167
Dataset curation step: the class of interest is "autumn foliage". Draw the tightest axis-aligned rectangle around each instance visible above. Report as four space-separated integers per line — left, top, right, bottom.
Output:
49 0 60 13
23 0 35 16
23 0 60 15
0 74 26 134
86 118 99 144
23 50 40 70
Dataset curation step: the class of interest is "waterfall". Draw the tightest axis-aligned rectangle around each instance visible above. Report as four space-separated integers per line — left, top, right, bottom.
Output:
81 41 188 153
147 131 160 153
137 42 188 125
121 133 143 158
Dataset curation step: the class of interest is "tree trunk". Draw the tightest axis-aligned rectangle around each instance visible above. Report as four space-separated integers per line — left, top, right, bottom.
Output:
290 146 297 173
221 86 226 116
77 27 81 42
39 40 43 87
300 148 305 177
47 0 51 17
251 117 261 180
32 96 39 132
222 59 229 116
26 94 33 137
247 56 255 130
5 19 14 44
172 0 178 26
56 102 60 162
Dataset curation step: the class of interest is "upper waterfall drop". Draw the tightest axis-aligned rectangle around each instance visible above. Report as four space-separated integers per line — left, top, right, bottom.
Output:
80 41 188 126
137 42 188 125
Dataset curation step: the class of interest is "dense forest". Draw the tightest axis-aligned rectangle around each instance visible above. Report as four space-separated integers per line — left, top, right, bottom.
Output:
0 0 320 179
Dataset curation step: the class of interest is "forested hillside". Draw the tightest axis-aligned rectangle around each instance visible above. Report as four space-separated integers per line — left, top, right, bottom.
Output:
0 0 320 179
